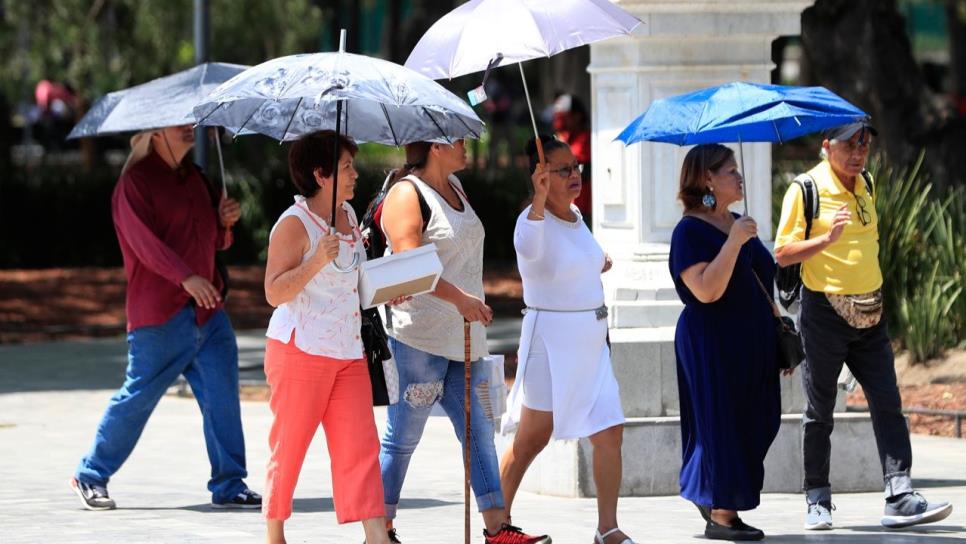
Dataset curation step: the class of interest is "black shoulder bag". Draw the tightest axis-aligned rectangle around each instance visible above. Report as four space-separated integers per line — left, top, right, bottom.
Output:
754 271 805 372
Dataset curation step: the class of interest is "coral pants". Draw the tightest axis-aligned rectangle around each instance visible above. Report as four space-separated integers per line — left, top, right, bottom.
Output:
263 336 385 523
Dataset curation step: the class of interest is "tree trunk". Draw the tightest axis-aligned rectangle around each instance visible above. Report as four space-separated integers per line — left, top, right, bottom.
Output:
384 0 403 63
949 0 966 115
801 0 966 190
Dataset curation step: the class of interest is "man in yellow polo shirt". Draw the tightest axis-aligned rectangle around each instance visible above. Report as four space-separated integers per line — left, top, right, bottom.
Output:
775 122 952 531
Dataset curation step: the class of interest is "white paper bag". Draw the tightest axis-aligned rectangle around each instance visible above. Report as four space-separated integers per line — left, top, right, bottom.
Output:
358 244 443 309
382 354 400 405
480 355 507 422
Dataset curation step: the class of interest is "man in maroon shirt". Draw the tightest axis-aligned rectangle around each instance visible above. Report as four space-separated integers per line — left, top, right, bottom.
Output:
70 125 261 511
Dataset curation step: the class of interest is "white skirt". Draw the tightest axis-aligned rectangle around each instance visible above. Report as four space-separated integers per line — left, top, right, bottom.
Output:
501 309 625 440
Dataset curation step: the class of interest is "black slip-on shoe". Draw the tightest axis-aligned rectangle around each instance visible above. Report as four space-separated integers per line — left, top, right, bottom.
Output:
704 517 764 541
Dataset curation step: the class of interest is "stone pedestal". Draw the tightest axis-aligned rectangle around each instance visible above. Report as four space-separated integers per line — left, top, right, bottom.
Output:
498 0 884 497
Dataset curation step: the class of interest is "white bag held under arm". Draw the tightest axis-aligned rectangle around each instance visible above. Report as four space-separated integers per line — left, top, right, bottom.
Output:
358 244 442 310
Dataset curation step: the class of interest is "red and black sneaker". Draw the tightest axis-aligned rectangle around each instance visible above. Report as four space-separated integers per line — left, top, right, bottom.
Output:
484 523 551 544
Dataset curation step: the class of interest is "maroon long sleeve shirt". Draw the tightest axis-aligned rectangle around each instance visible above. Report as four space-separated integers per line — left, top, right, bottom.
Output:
112 150 232 332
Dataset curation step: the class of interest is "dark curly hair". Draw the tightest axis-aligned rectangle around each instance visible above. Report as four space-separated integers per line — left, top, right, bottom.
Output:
524 134 569 174
287 130 359 197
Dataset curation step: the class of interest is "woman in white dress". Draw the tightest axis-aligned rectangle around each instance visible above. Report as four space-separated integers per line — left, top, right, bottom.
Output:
500 136 634 544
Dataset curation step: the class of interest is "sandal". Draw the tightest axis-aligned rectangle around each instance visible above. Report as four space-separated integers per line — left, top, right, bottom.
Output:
594 528 635 544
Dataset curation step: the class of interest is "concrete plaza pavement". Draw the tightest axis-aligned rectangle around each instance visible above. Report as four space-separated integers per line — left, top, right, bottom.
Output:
1 333 965 543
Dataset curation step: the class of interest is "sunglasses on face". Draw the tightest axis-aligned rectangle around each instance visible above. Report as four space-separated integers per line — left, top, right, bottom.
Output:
838 138 872 155
548 163 584 178
855 194 871 226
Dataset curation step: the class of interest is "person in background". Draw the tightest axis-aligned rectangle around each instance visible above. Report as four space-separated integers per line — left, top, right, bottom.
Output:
551 94 592 223
70 124 259 511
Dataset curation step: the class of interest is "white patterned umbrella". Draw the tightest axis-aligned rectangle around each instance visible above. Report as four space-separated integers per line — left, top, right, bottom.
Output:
192 42 484 144
67 62 249 139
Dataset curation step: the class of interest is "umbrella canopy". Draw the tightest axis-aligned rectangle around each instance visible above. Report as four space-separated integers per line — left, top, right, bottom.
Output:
192 51 485 144
404 0 641 80
67 62 249 139
615 82 869 146
405 0 639 163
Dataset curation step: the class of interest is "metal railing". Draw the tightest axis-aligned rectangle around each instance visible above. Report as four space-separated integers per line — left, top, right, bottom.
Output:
849 405 965 439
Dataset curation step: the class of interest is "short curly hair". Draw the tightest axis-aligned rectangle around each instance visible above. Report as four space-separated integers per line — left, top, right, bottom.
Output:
287 130 359 197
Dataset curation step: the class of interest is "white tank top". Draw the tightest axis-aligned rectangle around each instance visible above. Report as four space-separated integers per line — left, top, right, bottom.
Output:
382 174 488 361
265 196 365 360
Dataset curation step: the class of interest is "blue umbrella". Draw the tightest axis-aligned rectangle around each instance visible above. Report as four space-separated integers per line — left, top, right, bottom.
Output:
615 82 869 213
616 81 868 146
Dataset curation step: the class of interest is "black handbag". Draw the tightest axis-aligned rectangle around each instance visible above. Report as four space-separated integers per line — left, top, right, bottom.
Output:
360 306 392 406
753 272 806 372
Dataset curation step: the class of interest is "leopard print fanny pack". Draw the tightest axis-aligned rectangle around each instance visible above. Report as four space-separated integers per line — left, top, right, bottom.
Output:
826 289 883 329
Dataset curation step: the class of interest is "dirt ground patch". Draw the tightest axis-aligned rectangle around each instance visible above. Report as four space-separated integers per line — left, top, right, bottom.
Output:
0 265 523 344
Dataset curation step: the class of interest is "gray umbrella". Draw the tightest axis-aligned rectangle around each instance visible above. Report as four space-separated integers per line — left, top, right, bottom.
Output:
192 42 484 144
67 62 249 139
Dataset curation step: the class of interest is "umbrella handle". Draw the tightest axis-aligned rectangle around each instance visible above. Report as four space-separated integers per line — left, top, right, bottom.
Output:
463 319 471 544
518 63 545 164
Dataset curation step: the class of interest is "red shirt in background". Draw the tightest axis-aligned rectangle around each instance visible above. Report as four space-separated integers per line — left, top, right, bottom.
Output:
111 150 231 331
560 128 592 218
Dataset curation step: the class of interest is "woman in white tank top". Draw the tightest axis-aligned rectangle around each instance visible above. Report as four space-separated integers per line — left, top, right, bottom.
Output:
377 140 549 544
261 132 389 544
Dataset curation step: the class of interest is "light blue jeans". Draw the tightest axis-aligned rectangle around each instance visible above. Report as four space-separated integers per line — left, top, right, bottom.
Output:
379 337 504 519
75 305 248 502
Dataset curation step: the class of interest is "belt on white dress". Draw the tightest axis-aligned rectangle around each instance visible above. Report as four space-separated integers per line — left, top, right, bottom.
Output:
521 304 608 321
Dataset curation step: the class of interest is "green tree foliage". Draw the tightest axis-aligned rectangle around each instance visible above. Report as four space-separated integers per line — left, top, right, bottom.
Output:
0 0 326 105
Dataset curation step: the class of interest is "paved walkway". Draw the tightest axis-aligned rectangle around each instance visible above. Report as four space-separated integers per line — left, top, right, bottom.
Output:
1 335 965 543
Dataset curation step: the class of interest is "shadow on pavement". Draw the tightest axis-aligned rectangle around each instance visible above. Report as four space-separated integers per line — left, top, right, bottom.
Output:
122 496 458 514
0 337 129 394
916 478 966 488
766 525 966 543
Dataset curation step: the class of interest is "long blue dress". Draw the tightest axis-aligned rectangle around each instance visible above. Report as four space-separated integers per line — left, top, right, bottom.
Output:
669 214 781 511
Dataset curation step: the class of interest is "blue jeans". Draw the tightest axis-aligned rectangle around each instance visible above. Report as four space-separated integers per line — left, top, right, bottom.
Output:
75 305 248 502
379 338 504 519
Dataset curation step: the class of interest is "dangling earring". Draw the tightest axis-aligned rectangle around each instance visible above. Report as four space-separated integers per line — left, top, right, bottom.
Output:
702 188 716 209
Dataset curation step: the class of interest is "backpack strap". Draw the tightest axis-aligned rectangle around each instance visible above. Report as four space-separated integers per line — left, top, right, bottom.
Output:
398 176 432 231
860 170 874 200
792 173 819 240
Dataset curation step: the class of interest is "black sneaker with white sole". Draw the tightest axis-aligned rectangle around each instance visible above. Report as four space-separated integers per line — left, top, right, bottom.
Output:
211 488 262 509
69 477 116 511
881 491 953 529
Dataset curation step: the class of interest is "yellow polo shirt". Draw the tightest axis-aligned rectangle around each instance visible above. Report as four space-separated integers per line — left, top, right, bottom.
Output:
774 160 883 294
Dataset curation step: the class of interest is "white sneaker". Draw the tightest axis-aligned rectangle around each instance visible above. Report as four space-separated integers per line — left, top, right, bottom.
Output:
804 501 834 530
881 492 953 529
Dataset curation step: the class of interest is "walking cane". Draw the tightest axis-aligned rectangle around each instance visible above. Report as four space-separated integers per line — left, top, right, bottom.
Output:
463 319 472 544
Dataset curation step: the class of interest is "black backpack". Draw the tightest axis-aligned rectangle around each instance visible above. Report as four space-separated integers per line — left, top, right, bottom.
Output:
775 170 873 310
357 172 433 405
360 171 431 262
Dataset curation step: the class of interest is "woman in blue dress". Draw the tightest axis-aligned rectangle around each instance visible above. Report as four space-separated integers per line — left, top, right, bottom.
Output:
668 144 782 541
